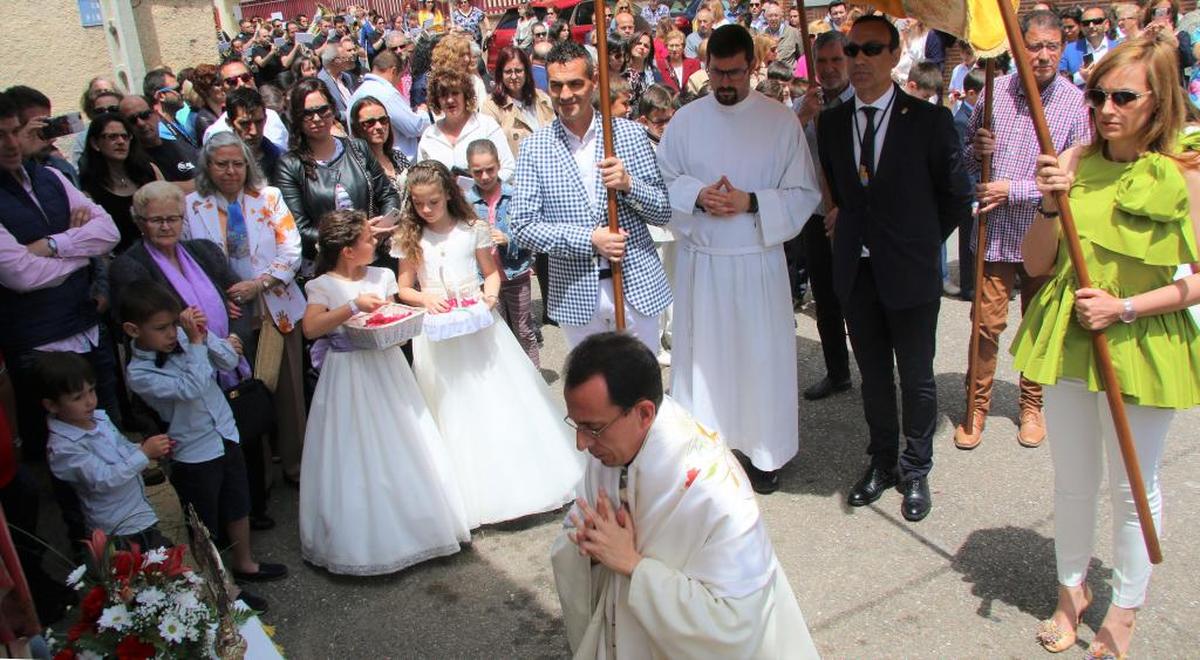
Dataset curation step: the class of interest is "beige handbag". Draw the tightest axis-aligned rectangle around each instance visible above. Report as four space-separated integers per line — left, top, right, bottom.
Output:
254 302 285 393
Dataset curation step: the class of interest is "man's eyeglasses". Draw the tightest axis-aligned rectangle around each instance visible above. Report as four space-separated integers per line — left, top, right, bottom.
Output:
95 105 120 115
533 30 548 37
844 41 889 58
302 104 334 119
126 109 155 124
1085 88 1152 108
222 72 255 88
156 85 180 96
1080 17 1106 27
358 116 390 129
709 65 748 80
100 132 131 142
563 408 630 439
1025 41 1062 54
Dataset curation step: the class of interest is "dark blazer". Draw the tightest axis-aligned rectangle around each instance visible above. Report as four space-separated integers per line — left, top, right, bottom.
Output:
273 137 401 260
817 85 972 310
109 239 239 315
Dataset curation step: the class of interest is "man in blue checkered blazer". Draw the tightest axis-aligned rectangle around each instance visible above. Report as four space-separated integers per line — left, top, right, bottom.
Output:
511 41 672 353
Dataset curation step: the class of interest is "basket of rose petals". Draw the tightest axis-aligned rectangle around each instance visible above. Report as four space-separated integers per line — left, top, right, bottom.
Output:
343 303 425 350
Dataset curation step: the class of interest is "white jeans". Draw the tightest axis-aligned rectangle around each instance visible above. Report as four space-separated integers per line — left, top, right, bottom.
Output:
1043 379 1173 608
562 278 661 355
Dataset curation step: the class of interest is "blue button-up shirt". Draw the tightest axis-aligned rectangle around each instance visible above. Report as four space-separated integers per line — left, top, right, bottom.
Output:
127 327 240 464
46 410 157 535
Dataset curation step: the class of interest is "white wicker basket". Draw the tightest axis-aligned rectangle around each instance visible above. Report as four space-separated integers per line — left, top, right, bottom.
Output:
342 304 425 350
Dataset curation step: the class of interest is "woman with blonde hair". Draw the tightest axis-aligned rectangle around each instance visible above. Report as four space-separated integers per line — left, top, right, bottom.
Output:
431 33 488 106
750 34 778 88
1013 33 1200 659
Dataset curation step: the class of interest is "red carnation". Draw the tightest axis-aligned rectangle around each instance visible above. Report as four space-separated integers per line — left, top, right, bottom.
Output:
116 634 156 660
66 620 93 642
53 649 76 660
80 585 107 621
685 468 700 489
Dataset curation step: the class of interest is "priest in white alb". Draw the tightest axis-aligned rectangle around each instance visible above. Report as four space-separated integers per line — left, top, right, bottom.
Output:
657 24 822 493
553 332 819 659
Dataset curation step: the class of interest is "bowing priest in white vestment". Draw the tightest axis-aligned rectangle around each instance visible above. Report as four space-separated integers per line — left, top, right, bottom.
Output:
553 333 819 660
656 24 822 494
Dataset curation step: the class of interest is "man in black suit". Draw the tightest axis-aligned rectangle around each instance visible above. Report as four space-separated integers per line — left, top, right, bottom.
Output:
816 15 971 522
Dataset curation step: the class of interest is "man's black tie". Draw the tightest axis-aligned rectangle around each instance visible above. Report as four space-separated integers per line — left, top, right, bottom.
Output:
860 106 878 183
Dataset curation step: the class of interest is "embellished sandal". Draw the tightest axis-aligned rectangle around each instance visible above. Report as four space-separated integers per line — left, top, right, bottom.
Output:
1084 619 1136 660
1036 585 1093 653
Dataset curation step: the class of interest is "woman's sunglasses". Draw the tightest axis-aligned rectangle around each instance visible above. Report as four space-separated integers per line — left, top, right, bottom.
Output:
302 104 334 119
358 116 390 129
844 41 889 58
1085 88 1152 108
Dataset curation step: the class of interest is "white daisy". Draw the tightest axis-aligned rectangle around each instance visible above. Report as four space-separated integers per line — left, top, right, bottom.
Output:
159 615 186 644
97 603 133 631
65 564 87 589
136 586 166 608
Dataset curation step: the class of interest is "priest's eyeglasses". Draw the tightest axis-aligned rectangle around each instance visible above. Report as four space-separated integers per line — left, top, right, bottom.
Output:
564 408 630 439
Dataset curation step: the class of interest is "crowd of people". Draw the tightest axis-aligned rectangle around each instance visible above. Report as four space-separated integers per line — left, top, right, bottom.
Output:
2 0 1200 657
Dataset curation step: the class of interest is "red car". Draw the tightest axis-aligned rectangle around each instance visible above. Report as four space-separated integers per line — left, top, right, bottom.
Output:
487 0 595 73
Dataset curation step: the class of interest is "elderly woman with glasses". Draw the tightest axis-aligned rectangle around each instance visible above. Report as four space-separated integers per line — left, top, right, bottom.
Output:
184 131 308 492
274 79 401 272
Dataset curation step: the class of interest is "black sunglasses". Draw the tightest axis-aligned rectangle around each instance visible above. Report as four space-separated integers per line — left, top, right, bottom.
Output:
95 104 120 115
222 72 255 88
844 41 889 58
126 109 155 123
1085 88 1152 108
1080 17 1106 27
358 116 390 129
302 104 334 118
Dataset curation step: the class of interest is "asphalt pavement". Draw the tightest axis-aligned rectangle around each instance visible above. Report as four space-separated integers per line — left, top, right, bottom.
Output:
35 245 1200 657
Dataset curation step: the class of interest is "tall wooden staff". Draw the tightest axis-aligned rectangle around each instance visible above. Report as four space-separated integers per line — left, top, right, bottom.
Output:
797 0 815 80
996 0 1161 563
594 0 627 330
961 59 996 437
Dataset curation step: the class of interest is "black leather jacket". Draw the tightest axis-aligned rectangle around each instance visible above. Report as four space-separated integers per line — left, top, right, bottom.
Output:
272 137 401 259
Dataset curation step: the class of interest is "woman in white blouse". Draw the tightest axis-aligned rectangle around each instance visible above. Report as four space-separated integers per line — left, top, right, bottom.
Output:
417 69 515 182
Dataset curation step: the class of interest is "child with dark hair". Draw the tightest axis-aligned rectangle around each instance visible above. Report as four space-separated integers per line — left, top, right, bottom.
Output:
298 209 469 575
120 281 286 611
42 352 173 550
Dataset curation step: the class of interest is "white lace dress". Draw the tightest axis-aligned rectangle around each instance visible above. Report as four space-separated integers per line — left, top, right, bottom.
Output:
299 267 470 575
407 222 583 527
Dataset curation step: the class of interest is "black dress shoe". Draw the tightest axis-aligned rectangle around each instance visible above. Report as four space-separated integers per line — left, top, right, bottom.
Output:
233 562 289 583
237 589 269 614
803 376 852 401
733 452 781 494
847 466 898 507
900 477 932 522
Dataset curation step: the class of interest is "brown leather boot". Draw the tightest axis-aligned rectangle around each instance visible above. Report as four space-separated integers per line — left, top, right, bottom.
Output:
1018 409 1047 448
953 410 986 450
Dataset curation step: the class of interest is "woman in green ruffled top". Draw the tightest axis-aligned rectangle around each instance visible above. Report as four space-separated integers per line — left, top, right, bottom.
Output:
1011 32 1200 659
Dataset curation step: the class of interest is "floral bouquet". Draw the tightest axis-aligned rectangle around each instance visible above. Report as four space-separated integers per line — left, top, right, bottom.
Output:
51 529 248 660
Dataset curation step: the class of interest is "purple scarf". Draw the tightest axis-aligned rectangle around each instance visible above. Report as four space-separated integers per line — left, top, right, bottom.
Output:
146 240 250 387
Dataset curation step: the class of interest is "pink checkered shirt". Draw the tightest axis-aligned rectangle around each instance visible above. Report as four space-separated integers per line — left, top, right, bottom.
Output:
963 73 1093 263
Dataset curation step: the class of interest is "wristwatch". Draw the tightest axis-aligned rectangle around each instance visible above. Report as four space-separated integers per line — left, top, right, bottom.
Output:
1120 298 1137 324
747 192 759 214
46 236 59 257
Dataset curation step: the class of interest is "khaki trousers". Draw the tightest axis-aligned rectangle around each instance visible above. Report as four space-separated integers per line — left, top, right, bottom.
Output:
965 261 1048 416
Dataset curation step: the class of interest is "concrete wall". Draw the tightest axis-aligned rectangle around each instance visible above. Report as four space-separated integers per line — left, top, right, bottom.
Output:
0 0 114 115
0 0 220 116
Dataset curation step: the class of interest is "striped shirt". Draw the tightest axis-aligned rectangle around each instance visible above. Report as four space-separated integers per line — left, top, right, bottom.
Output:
963 73 1092 263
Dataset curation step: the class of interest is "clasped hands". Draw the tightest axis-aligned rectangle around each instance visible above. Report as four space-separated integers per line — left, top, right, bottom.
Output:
698 176 751 217
568 488 642 577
